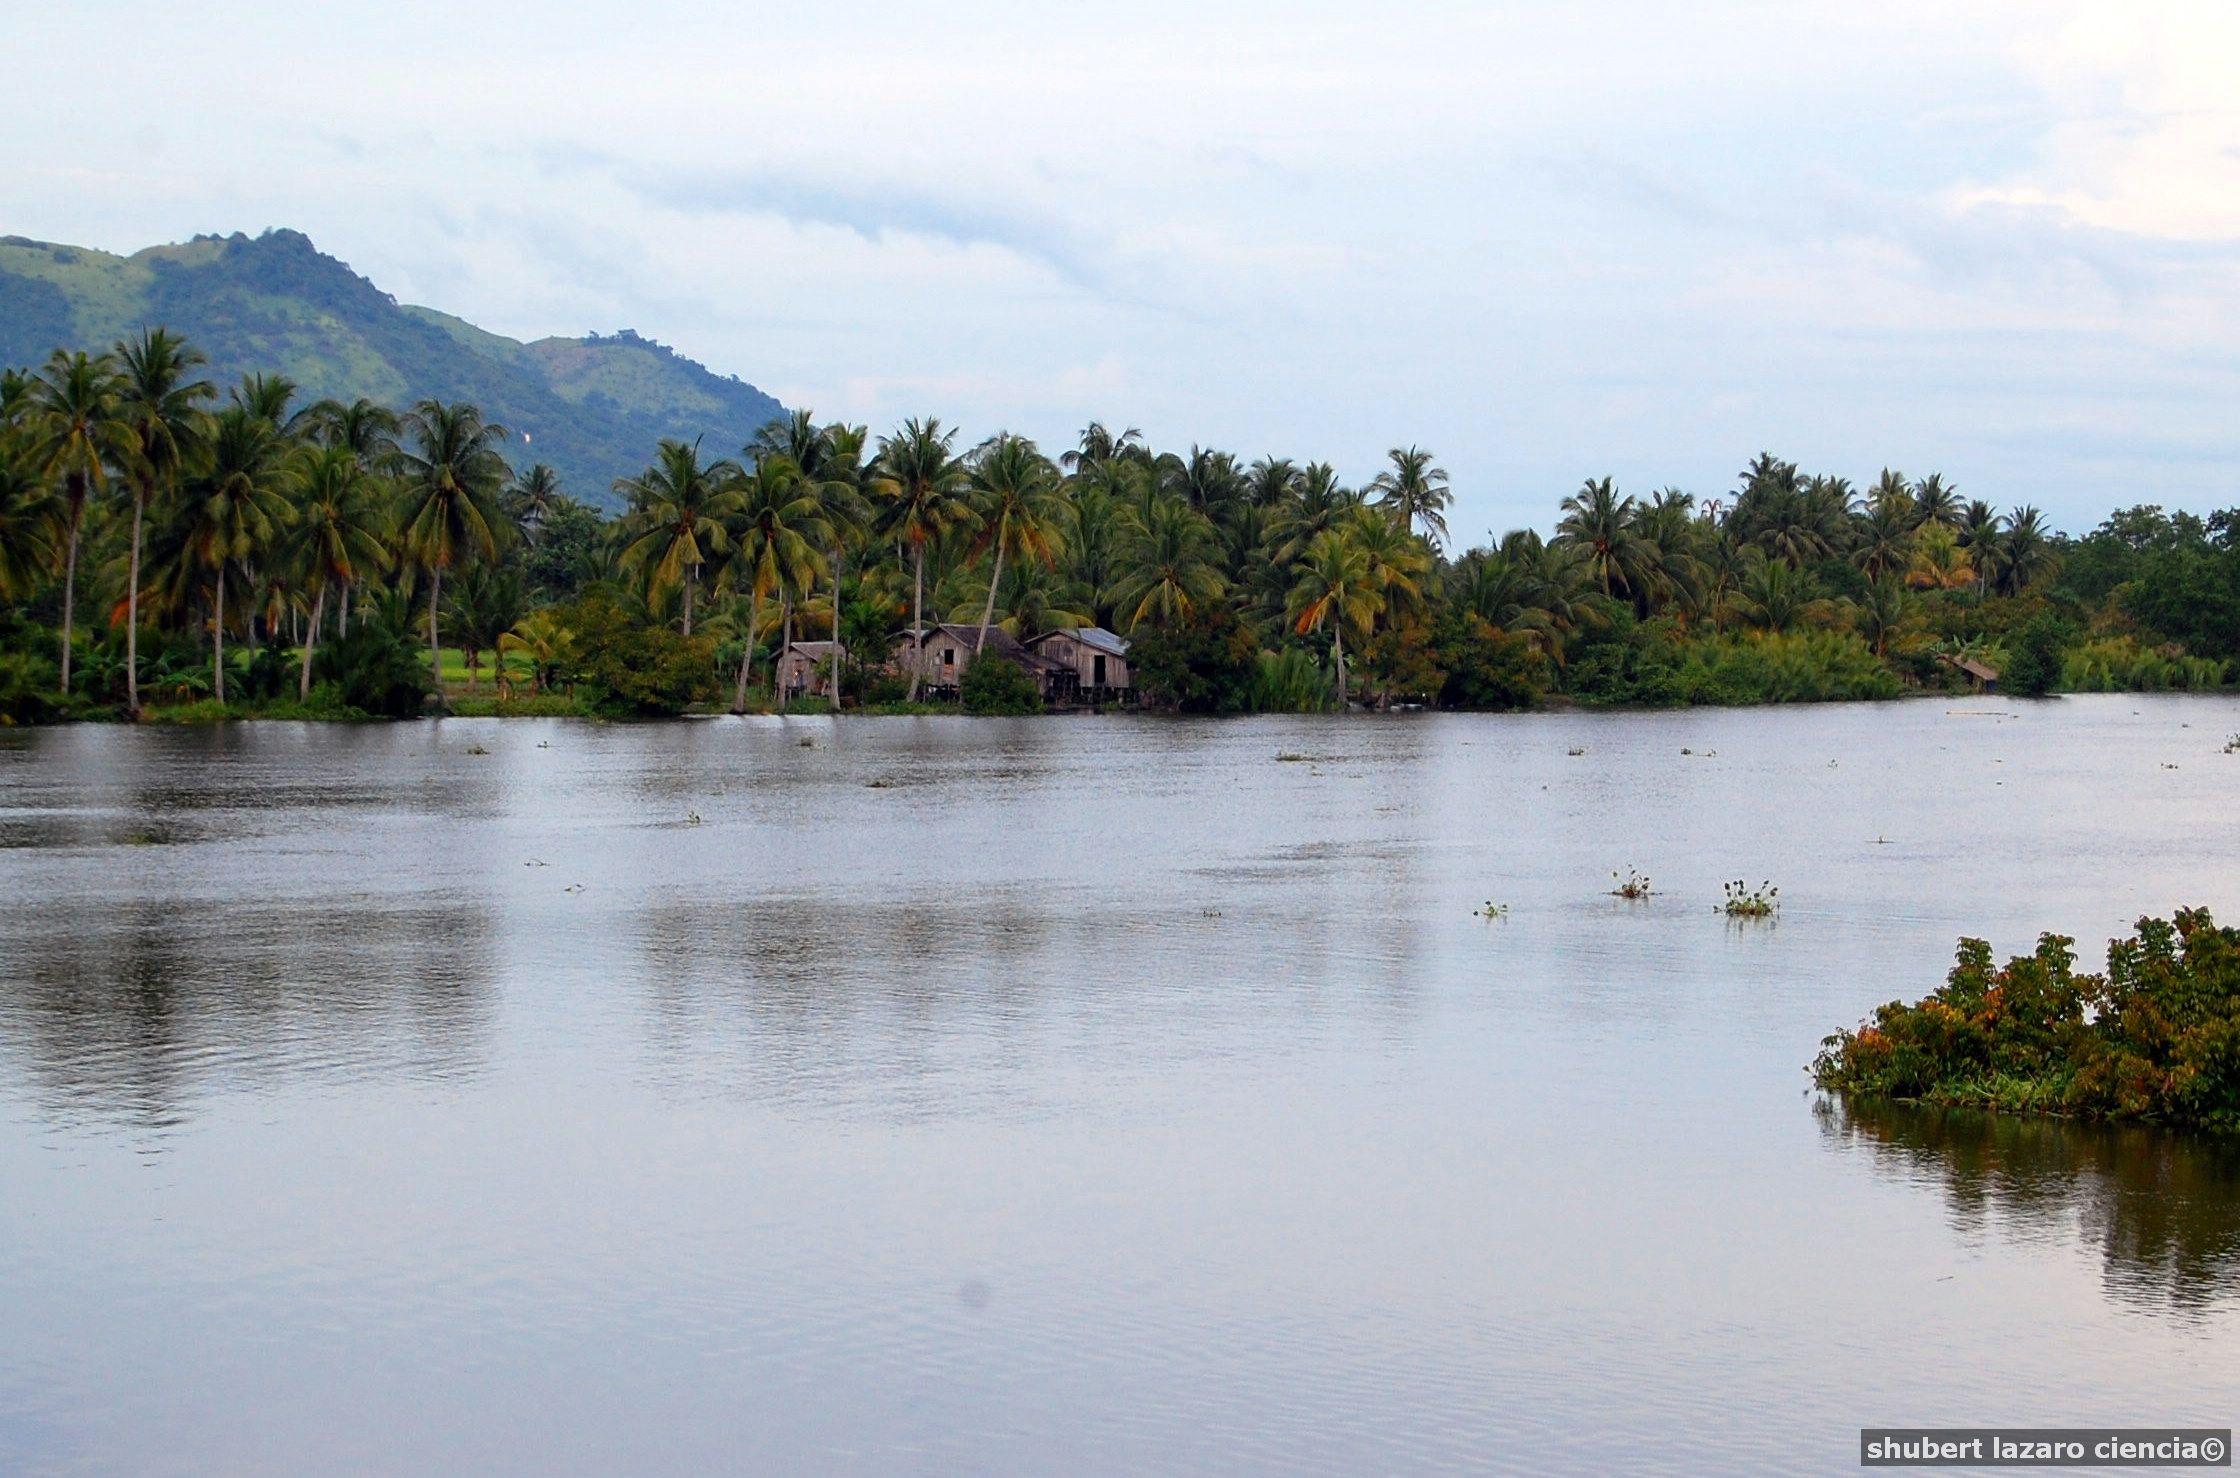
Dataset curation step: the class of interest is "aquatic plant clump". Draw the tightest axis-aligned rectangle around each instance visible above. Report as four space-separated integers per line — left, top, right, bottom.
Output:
1812 910 2240 1133
1721 880 1778 917
1610 868 1652 900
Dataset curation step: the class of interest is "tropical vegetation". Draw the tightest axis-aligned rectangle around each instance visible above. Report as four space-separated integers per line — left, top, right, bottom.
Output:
1814 911 2240 1134
0 332 2234 723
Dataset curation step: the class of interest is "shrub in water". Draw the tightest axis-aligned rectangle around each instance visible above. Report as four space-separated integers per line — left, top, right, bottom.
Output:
1813 910 2240 1132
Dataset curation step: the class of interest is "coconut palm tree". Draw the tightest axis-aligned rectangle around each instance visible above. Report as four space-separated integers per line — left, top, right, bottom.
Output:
1113 494 1226 631
194 406 296 702
1868 468 1914 524
1287 528 1379 707
506 462 564 533
1905 523 1974 592
443 565 527 693
396 400 511 700
498 609 574 694
871 417 971 701
1852 500 1914 581
1994 506 2054 596
0 442 57 601
1911 473 1960 530
288 443 390 697
113 329 214 713
965 432 1066 651
1957 500 2003 594
27 350 129 695
1246 456 1300 509
1265 461 1359 569
1367 445 1452 550
615 437 742 637
754 410 870 708
299 397 401 469
1062 422 1147 472
724 455 829 712
231 372 298 428
1556 477 1661 600
1855 577 1914 658
1162 445 1247 523
1738 558 1832 634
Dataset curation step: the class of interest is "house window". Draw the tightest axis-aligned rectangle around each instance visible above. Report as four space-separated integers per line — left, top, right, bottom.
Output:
942 648 955 666
1092 654 1106 685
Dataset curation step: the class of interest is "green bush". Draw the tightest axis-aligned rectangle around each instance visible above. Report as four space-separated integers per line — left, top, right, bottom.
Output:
1130 606 1259 713
2001 612 2073 697
1248 647 1332 713
1813 910 2240 1133
958 651 1043 715
314 622 435 718
561 596 717 717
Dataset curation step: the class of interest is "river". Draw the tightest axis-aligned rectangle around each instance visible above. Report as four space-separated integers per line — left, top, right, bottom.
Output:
4 696 2238 1473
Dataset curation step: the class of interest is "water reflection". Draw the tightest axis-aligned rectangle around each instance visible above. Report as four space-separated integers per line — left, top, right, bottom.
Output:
1820 1097 2240 1314
0 898 495 1129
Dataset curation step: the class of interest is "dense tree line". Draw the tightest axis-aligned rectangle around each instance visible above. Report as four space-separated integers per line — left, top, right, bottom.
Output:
0 331 2233 721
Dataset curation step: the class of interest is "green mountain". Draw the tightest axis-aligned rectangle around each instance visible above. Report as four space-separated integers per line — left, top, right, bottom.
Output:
0 227 787 511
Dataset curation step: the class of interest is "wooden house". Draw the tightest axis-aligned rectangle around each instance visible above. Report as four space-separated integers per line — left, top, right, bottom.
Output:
1025 627 1133 704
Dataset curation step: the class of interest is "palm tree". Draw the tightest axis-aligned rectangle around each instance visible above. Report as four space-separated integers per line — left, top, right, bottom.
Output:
1855 577 1914 658
498 609 574 694
27 350 129 695
724 455 828 712
1956 500 2004 595
1994 506 2054 595
1287 528 1378 707
1163 445 1247 523
1246 456 1300 509
615 437 742 637
965 432 1066 651
395 400 511 700
1265 461 1359 568
1062 422 1146 472
1911 473 1960 530
506 462 564 533
1852 501 1914 581
755 410 869 709
0 443 57 601
871 418 971 701
1556 477 1660 600
113 330 214 713
231 372 298 428
1113 494 1226 631
1738 558 1832 634
1905 523 1975 592
1868 468 1914 524
288 444 390 697
443 566 527 692
299 397 401 470
1367 445 1452 549
194 406 296 702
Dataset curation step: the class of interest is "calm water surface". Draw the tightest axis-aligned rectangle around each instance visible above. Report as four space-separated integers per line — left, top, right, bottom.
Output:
4 696 2239 1474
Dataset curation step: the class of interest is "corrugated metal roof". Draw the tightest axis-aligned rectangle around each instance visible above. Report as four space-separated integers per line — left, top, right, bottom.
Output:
1032 626 1129 656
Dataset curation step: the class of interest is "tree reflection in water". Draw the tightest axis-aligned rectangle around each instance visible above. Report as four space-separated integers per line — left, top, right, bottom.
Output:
1820 1097 2240 1315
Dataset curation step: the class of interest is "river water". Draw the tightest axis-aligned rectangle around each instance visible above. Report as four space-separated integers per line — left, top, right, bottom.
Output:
3 696 2239 1474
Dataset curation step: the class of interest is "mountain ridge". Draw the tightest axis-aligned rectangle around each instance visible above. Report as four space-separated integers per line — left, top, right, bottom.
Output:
0 227 787 510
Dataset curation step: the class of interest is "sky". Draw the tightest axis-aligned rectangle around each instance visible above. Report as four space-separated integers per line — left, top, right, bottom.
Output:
7 1 2238 541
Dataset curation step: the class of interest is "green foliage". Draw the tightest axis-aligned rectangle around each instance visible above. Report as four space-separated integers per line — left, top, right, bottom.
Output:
1130 606 1260 713
1433 612 1549 710
2060 635 2228 693
561 595 716 717
313 621 434 718
958 651 1043 715
2001 612 2073 697
1248 646 1333 713
1814 910 2240 1133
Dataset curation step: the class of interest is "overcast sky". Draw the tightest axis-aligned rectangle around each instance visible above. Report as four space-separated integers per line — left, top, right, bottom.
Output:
9 1 2237 539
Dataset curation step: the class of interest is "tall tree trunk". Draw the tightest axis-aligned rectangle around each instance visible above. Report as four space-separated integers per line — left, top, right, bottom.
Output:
427 564 445 701
976 543 1007 655
58 501 82 696
126 485 146 715
731 590 764 714
213 570 227 705
299 586 325 700
778 598 793 713
682 566 695 637
829 541 845 711
339 581 351 637
1332 623 1347 710
905 546 926 702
